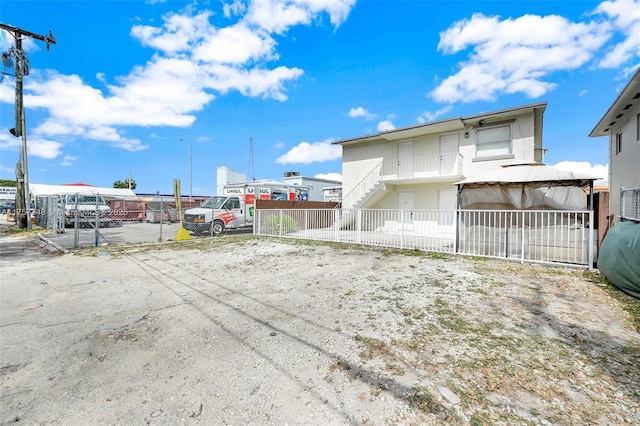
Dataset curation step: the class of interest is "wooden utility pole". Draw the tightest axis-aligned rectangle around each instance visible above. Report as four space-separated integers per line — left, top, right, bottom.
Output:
0 23 55 228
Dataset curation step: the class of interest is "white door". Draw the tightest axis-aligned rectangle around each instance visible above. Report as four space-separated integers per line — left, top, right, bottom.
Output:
438 190 457 235
440 134 459 176
398 141 414 178
398 191 414 228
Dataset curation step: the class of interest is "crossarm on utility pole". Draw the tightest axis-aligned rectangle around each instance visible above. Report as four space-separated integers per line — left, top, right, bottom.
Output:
0 23 56 49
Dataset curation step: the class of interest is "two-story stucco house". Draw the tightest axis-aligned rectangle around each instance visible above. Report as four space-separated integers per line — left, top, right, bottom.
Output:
333 102 547 213
589 68 640 221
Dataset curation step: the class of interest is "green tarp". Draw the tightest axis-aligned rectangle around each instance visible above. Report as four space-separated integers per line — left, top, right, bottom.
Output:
598 221 640 299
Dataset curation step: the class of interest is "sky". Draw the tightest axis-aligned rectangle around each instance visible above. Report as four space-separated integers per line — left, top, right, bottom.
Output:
1 0 639 195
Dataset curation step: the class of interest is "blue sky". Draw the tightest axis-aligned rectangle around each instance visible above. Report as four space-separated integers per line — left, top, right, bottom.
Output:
1 0 638 195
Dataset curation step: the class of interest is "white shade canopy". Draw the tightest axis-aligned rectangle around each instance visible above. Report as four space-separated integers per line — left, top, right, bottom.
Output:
455 164 601 186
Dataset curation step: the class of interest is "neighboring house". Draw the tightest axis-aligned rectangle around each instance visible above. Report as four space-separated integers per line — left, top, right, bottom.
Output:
589 68 640 221
333 102 547 212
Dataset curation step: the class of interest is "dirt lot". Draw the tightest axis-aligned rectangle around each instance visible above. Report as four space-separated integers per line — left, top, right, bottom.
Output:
1 232 639 425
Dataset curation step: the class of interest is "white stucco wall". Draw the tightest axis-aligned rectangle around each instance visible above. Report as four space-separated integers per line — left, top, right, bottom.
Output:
341 110 538 209
608 108 640 219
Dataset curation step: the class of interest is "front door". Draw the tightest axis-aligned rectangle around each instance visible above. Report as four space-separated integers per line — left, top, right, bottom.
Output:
440 134 459 176
398 141 414 178
398 191 414 229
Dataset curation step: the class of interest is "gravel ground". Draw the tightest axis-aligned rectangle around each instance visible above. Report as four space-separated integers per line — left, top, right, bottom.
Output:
1 233 639 425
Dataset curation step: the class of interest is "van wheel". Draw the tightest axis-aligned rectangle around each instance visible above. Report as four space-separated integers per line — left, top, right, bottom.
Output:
211 220 225 235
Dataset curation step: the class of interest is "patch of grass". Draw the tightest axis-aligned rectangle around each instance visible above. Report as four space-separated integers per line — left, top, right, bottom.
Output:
583 270 640 331
408 385 442 414
354 334 393 361
7 226 43 235
468 286 488 295
425 251 455 261
385 363 405 376
469 256 491 262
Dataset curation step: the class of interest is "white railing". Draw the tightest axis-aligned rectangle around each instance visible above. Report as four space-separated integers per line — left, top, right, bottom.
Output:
255 208 594 268
457 210 593 266
341 161 383 209
381 153 462 179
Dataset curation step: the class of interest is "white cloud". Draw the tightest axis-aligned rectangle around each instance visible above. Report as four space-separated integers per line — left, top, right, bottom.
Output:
0 1 356 159
60 155 76 167
348 106 375 119
431 12 611 103
192 23 277 64
315 172 342 182
377 119 395 132
0 133 62 160
552 161 608 185
28 138 63 160
223 1 247 19
275 139 341 164
418 105 453 123
595 0 640 68
245 0 356 34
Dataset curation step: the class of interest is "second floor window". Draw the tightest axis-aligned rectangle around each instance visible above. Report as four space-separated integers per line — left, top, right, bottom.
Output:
476 124 512 158
615 132 622 155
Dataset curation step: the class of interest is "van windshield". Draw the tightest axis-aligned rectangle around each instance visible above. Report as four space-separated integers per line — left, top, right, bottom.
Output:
201 196 228 209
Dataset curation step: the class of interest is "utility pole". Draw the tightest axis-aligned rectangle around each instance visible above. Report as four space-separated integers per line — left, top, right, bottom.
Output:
249 137 255 181
1 23 56 229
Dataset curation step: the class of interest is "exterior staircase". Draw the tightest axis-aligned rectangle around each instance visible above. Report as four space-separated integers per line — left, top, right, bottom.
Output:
341 161 389 209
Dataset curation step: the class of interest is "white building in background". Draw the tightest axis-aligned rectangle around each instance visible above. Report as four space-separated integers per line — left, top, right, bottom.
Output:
215 167 341 202
216 167 247 195
282 172 342 202
589 68 640 221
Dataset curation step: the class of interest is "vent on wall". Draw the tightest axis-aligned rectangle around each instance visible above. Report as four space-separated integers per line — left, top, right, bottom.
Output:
284 171 300 178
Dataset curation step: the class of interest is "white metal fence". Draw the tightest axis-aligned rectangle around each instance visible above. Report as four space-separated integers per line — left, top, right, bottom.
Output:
255 208 594 268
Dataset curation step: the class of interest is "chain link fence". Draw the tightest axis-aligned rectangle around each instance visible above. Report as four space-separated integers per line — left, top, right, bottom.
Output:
620 187 640 222
33 193 209 249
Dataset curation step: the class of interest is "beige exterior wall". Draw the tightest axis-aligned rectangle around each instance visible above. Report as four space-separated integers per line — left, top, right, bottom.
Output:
341 110 539 209
608 108 640 219
374 183 457 210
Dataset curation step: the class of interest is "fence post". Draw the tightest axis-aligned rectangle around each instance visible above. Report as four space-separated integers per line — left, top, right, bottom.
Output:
73 193 79 249
159 194 163 241
357 209 362 244
95 193 101 247
400 209 404 250
455 209 460 254
504 212 510 258
279 209 283 237
304 209 308 239
588 211 594 270
334 209 339 242
521 211 525 264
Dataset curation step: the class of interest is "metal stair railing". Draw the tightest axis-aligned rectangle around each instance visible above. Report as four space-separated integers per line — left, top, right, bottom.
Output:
341 161 383 209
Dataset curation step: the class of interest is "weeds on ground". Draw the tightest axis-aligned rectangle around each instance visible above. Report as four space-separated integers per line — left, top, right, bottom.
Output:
584 270 640 331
